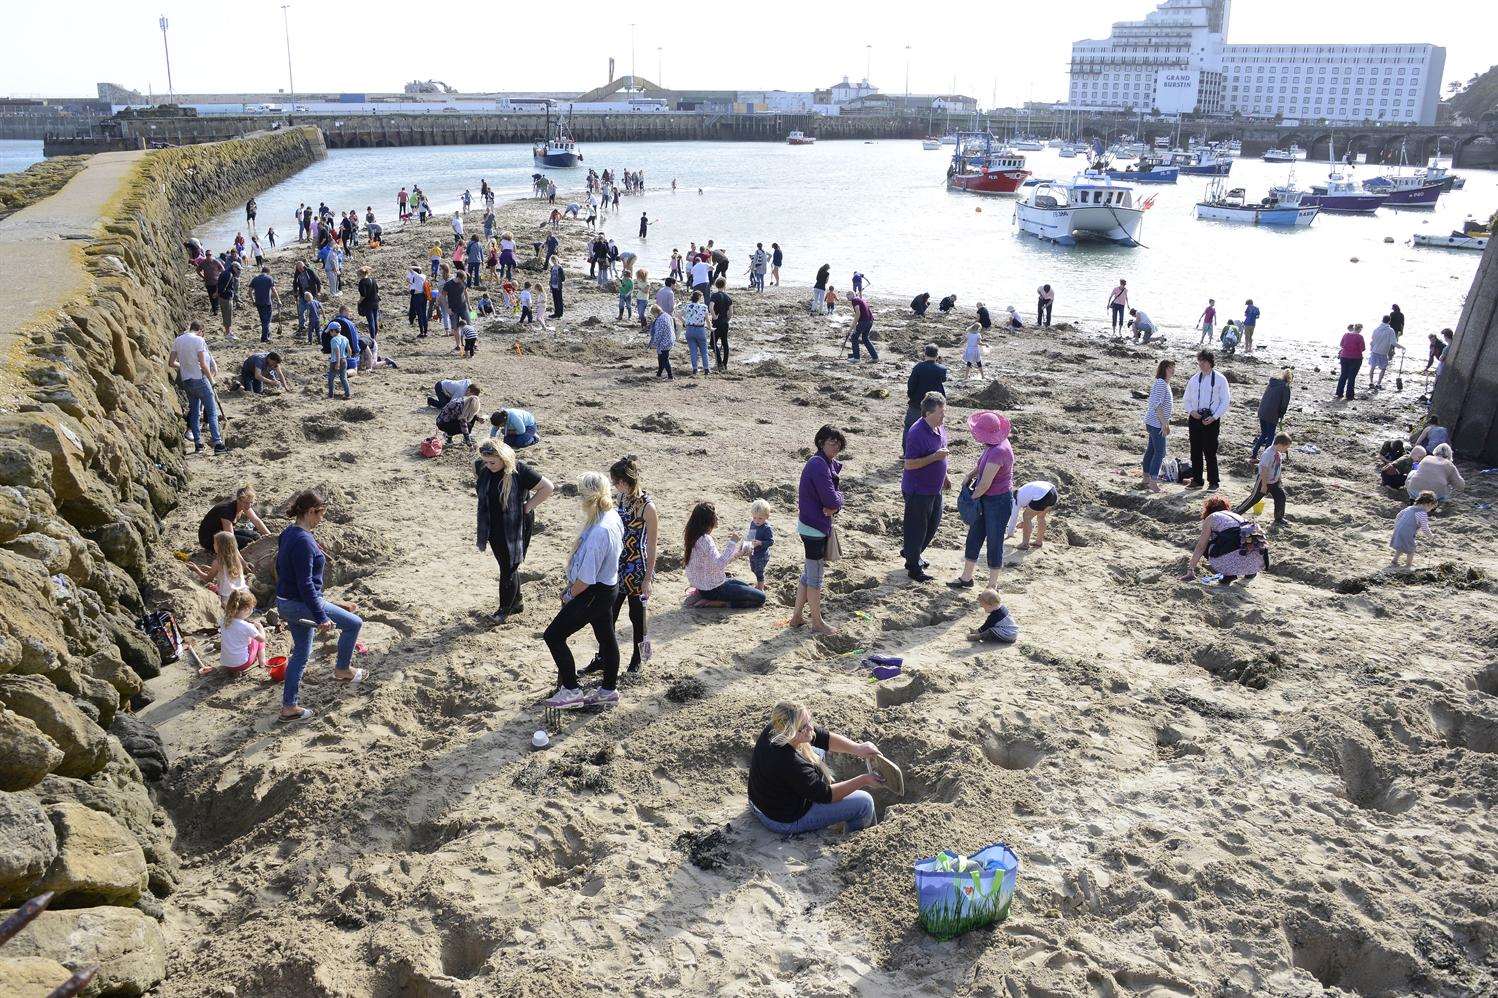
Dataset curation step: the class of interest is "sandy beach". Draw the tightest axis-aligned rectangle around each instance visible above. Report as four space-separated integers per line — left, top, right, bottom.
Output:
140 185 1498 997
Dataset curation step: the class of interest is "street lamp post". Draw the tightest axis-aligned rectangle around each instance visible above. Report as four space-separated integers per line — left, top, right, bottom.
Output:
865 43 872 85
905 43 910 101
281 4 296 115
159 16 174 104
657 46 662 87
630 23 637 91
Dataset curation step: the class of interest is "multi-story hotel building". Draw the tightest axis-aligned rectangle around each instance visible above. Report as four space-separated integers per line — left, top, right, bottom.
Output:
1066 0 1446 125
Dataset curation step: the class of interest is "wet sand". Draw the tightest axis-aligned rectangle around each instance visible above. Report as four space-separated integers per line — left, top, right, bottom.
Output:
143 188 1498 997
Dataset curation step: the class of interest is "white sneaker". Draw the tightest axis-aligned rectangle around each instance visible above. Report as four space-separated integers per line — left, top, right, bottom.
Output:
584 688 620 707
545 686 587 709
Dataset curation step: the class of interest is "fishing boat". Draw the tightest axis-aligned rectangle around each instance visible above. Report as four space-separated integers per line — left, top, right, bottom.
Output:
787 130 816 145
1104 153 1178 184
1362 142 1439 207
1058 144 1080 158
1413 218 1490 251
921 137 942 150
1194 178 1318 227
1170 149 1232 176
1012 138 1045 151
1304 171 1387 214
1015 173 1147 246
532 110 582 168
946 133 1030 195
1421 160 1465 191
1262 147 1295 163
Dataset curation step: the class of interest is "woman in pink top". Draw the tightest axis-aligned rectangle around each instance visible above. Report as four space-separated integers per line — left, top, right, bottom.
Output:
683 502 766 608
1336 322 1366 401
950 411 1015 591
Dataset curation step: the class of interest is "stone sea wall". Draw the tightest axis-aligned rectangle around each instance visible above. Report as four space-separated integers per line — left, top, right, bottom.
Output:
0 126 325 995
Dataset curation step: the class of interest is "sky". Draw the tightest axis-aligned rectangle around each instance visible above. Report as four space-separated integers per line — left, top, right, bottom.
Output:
1 0 1494 103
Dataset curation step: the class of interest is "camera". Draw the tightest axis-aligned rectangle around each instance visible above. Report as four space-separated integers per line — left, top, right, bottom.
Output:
1195 408 1213 420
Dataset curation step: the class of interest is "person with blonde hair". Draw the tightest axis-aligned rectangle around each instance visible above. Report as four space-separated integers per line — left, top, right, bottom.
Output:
1404 442 1465 501
544 473 625 708
191 530 250 606
748 701 883 835
476 439 555 623
213 588 266 677
197 483 269 553
584 456 658 675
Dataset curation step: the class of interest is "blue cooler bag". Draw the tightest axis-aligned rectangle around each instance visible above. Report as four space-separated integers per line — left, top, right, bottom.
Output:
914 843 1019 940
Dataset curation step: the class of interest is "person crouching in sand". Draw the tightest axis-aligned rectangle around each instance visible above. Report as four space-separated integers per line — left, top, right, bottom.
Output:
969 589 1018 644
747 701 884 836
211 589 266 676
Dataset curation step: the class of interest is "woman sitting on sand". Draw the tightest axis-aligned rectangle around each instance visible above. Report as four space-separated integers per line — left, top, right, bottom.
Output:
274 489 364 722
748 701 884 835
1183 496 1267 585
1404 443 1465 501
476 439 555 624
683 501 766 609
543 473 625 709
950 411 1015 590
789 425 846 635
198 483 270 554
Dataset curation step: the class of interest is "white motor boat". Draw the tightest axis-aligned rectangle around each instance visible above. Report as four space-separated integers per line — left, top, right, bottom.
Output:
1262 148 1295 163
1015 173 1146 247
1012 138 1045 151
1194 179 1319 227
922 137 942 150
1413 232 1488 251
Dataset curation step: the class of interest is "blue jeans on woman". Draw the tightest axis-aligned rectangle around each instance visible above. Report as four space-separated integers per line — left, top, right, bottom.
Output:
963 490 1014 569
1249 416 1277 462
1143 424 1167 477
275 597 363 708
685 325 710 372
753 790 876 835
697 578 765 608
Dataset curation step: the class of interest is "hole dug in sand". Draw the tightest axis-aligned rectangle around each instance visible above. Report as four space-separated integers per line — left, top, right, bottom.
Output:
1284 911 1421 997
1427 701 1498 754
1334 737 1419 815
1471 663 1498 698
978 718 1054 771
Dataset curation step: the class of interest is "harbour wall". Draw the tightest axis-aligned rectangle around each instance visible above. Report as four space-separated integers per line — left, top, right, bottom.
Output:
0 126 325 994
1433 237 1498 463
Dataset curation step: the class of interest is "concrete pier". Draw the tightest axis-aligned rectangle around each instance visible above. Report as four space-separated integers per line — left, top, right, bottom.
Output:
1432 238 1498 463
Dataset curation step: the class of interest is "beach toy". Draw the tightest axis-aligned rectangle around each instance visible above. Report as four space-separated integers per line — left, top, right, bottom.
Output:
267 656 288 682
865 654 903 667
868 665 903 682
866 754 905 796
1253 499 1265 516
914 843 1019 941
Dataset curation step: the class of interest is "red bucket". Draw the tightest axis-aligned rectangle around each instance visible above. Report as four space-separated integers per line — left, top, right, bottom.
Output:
267 655 288 682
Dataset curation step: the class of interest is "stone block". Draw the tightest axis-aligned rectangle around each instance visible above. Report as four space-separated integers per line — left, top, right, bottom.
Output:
0 707 65 790
2 905 166 996
0 792 58 905
0 956 77 998
35 801 148 907
0 675 110 778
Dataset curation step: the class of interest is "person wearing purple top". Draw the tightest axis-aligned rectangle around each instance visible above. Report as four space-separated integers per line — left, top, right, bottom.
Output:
273 489 364 722
950 410 1015 591
901 393 950 582
789 424 846 635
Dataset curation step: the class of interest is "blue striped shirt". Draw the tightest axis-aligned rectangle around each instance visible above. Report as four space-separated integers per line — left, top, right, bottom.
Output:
1144 378 1173 429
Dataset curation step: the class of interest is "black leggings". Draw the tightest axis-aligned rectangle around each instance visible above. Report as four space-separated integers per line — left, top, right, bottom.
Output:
712 325 729 369
657 350 673 378
491 542 520 611
545 584 619 690
612 589 646 666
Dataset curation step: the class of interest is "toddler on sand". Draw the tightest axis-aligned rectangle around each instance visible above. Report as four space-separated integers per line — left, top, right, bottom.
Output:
746 499 775 587
1389 491 1437 570
969 589 1018 644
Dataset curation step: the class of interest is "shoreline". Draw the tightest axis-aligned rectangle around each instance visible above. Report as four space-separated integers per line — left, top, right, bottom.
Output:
146 171 1498 995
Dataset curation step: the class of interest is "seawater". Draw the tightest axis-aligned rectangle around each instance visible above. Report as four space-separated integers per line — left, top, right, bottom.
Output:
200 140 1493 347
0 139 45 175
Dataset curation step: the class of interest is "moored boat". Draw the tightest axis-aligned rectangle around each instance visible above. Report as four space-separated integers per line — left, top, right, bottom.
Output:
787 130 816 145
922 137 942 150
1015 173 1147 246
1420 160 1464 192
946 133 1030 195
1012 138 1045 151
1104 153 1178 184
1194 179 1318 227
532 113 581 168
1262 148 1295 163
1170 149 1232 176
1413 218 1490 250
1304 170 1386 214
1361 174 1441 208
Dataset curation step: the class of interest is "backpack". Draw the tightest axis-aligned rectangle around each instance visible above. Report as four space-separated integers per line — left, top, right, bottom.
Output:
1206 517 1246 558
419 436 444 459
141 610 182 665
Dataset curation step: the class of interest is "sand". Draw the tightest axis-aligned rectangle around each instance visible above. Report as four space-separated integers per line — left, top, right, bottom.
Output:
140 186 1498 997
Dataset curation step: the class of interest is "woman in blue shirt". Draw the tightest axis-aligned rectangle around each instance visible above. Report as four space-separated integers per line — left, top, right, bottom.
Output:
544 473 625 710
274 490 364 721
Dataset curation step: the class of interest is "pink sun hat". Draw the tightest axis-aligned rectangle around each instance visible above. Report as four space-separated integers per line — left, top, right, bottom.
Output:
968 410 1011 445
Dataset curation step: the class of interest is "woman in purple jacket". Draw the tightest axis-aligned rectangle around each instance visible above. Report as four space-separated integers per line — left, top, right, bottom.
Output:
789 424 846 635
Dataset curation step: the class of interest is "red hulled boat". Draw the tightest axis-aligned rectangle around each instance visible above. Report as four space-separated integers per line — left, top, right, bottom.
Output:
946 133 1029 195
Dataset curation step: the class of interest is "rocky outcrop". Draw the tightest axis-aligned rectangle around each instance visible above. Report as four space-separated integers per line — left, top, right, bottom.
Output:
0 127 326 991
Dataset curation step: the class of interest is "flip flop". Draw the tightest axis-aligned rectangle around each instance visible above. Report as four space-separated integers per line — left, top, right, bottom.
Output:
337 668 367 685
277 707 314 723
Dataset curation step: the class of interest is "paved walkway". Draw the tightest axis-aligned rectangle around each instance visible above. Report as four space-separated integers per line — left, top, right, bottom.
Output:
0 151 146 397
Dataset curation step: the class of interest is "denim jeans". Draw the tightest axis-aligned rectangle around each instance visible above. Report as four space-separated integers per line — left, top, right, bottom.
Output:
324 262 339 296
1336 357 1362 399
276 596 363 708
753 790 876 835
297 296 311 331
182 377 222 446
256 303 272 342
697 578 766 608
963 490 1013 569
1143 424 1167 477
685 326 710 371
902 491 943 572
365 308 379 341
327 361 350 398
1250 417 1277 462
849 320 877 360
